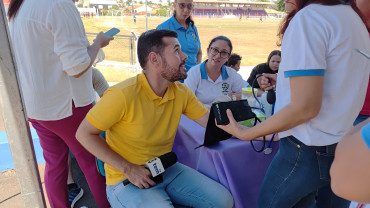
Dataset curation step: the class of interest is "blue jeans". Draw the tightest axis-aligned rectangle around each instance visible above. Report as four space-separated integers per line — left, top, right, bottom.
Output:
106 163 234 208
258 136 350 208
353 114 370 126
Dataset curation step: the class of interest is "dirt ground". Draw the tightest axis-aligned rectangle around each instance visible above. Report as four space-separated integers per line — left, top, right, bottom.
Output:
0 164 47 208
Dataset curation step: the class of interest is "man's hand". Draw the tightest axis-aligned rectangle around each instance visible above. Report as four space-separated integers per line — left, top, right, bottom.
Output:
123 163 156 189
259 73 277 91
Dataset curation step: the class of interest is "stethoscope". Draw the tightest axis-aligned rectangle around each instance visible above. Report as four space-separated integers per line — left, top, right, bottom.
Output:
263 103 275 155
251 75 276 154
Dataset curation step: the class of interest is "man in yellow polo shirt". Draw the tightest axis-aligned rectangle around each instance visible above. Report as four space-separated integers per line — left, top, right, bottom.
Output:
76 29 233 208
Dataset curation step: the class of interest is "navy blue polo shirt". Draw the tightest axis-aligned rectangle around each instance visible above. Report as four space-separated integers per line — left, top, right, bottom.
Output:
157 15 201 71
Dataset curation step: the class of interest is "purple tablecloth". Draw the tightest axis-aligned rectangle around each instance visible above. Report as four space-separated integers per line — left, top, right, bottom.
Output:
172 116 279 208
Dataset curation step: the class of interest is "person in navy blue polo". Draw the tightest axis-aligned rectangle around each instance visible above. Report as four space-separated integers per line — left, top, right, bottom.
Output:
157 0 202 75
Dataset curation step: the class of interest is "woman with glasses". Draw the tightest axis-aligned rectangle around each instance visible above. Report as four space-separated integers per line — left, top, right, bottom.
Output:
185 36 247 105
157 0 201 73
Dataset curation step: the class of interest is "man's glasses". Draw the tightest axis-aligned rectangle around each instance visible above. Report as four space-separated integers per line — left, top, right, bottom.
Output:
210 47 230 58
177 3 194 10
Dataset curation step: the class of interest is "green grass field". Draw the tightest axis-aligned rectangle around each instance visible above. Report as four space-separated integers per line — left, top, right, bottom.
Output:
83 16 282 67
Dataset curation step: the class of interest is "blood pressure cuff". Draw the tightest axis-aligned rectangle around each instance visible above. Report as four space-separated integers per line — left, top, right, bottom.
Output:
196 100 256 148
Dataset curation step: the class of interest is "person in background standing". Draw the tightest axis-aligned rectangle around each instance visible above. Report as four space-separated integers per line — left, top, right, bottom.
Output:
157 0 202 74
7 0 113 207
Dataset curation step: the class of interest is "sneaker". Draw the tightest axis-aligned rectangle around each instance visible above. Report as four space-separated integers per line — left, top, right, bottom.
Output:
68 183 84 208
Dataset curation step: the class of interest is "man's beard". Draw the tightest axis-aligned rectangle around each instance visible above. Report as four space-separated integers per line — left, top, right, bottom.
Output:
161 59 187 82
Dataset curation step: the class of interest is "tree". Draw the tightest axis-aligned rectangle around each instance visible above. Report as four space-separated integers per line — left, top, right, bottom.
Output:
111 5 120 10
77 1 84 8
276 0 285 11
156 8 167 16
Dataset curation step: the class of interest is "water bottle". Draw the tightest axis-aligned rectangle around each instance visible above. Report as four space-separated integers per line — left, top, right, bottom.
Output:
242 87 258 107
261 91 273 118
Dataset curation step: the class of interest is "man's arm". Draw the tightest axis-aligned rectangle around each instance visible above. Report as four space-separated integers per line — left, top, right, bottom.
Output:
76 118 155 189
193 111 209 128
330 118 370 203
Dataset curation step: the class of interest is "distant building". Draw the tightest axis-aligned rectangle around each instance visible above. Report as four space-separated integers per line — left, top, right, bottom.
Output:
264 8 285 18
192 0 275 18
134 5 154 15
89 0 119 10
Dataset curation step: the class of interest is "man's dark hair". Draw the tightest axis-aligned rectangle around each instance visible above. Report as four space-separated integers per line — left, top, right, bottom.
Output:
137 29 178 69
226 53 242 67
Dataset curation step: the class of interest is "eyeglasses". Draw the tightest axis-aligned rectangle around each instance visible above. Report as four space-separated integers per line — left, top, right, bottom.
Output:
209 47 230 58
177 3 194 10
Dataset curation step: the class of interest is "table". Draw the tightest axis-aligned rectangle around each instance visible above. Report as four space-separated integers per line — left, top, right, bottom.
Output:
172 116 279 208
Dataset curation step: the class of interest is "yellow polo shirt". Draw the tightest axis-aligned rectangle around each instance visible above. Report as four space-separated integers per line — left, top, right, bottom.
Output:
86 73 207 185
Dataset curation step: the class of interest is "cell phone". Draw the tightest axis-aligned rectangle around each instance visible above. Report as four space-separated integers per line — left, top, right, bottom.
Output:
213 100 256 125
104 28 120 37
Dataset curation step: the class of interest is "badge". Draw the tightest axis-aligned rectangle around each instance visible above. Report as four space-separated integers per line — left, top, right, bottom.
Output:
192 32 197 41
222 83 229 95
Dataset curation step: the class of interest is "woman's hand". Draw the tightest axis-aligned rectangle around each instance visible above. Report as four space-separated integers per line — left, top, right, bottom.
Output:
94 32 114 48
259 73 277 91
215 109 252 141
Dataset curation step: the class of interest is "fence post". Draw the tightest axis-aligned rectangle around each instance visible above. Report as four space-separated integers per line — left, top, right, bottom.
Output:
0 2 46 208
131 31 139 66
130 37 134 65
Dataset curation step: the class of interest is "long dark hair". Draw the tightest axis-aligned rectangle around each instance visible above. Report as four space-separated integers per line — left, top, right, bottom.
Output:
277 0 368 45
8 0 24 20
174 0 195 28
267 50 281 65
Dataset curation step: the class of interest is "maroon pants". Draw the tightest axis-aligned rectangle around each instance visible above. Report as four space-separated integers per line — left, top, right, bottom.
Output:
29 104 110 208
